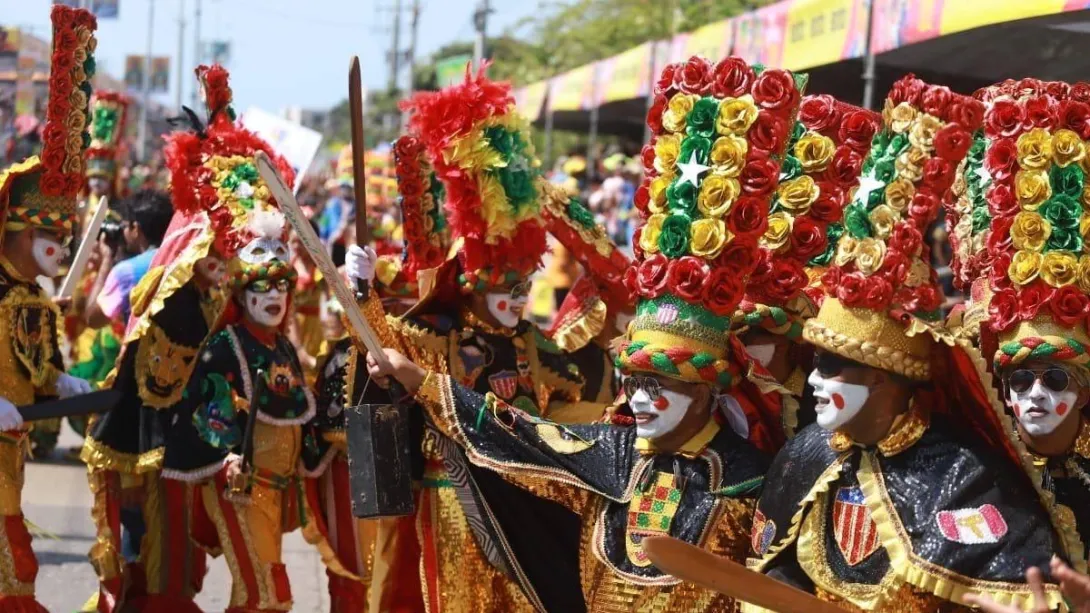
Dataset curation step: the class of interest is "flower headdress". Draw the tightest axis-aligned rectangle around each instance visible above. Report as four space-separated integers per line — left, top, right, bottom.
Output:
85 91 129 187
733 95 880 340
401 63 547 293
804 76 985 380
0 5 97 234
616 56 804 387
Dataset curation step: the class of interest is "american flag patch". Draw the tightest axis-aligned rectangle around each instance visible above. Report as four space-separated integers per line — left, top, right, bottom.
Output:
488 371 519 400
751 509 776 556
832 487 880 566
936 504 1008 544
656 303 679 325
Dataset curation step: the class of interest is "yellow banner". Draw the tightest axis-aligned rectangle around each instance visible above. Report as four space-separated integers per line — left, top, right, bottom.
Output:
600 43 652 104
781 0 868 71
683 19 733 60
515 81 549 120
550 64 596 112
939 0 1069 36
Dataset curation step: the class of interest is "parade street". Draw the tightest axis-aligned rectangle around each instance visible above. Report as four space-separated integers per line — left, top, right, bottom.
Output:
26 427 331 612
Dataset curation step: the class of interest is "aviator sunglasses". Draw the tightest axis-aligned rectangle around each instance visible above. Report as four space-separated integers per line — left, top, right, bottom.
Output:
1007 368 1073 394
623 375 662 401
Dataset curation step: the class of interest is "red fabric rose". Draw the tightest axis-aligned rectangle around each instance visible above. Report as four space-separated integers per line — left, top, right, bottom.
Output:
729 196 769 237
1047 81 1072 99
40 144 66 173
933 125 972 162
910 284 942 313
655 63 681 96
749 111 788 155
821 266 841 293
889 223 923 258
677 56 713 95
637 253 670 298
1017 78 1045 97
667 257 709 302
740 155 780 197
920 158 954 192
822 147 864 188
985 138 1018 181
56 30 79 56
631 226 645 261
641 143 657 174
878 250 909 285
1019 281 1054 321
399 173 425 199
799 95 839 133
38 171 66 197
863 277 894 310
1051 285 1089 327
1024 95 1058 129
763 260 807 303
703 267 744 316
623 266 639 298
1060 100 1090 140
986 183 1019 219
809 183 846 223
908 191 940 227
989 250 1013 291
791 217 827 259
988 288 1019 332
836 272 868 307
711 57 755 99
922 85 953 117
752 69 799 112
714 236 759 275
838 112 880 154
51 51 76 77
646 94 667 134
634 181 652 217
1072 82 1090 104
985 100 1026 140
948 100 985 131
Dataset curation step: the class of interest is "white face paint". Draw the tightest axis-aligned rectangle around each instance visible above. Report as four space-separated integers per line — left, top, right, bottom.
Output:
32 234 68 278
486 292 527 329
630 386 692 440
244 286 288 328
745 343 776 369
1010 380 1079 437
808 370 871 431
194 256 226 286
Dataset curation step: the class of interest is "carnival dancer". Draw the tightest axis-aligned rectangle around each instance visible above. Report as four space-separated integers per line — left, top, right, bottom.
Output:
360 55 803 612
745 75 1071 612
731 95 879 441
0 5 97 610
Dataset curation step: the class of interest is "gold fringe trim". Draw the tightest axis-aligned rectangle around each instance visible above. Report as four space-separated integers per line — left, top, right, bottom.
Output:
551 295 608 353
299 471 365 584
80 437 164 474
857 451 1068 611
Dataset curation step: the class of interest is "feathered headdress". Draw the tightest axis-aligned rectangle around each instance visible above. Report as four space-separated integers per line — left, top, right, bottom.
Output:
733 95 880 340
85 91 130 186
616 56 805 387
804 75 985 380
401 63 547 292
0 5 97 234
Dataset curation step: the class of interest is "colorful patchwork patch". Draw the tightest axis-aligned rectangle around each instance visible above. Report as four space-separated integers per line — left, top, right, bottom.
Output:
625 472 684 567
832 487 880 566
936 504 1008 544
457 343 490 387
488 370 519 400
751 509 776 556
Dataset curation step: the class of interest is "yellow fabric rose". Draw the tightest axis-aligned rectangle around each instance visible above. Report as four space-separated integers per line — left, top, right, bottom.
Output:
761 212 792 252
1017 128 1053 171
890 102 917 134
895 146 928 183
777 176 820 216
662 94 697 134
1010 211 1052 252
698 174 740 218
640 213 665 254
904 257 931 287
1052 129 1085 168
1008 250 1043 285
908 114 941 152
710 135 748 177
793 132 836 173
855 238 886 276
1015 170 1052 210
649 175 672 214
868 204 899 240
690 218 731 258
1082 182 1090 212
1040 251 1079 287
716 95 758 136
884 178 916 213
1079 256 1090 293
654 135 681 175
834 235 859 267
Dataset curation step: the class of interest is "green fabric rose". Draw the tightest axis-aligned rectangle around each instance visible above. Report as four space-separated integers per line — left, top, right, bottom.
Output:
778 156 802 182
971 205 991 234
789 121 806 146
1040 194 1082 229
666 179 698 216
687 97 720 139
809 222 844 266
887 133 910 158
872 159 896 185
1049 164 1085 199
679 135 712 167
1047 226 1083 253
566 198 596 230
844 204 873 239
658 214 692 258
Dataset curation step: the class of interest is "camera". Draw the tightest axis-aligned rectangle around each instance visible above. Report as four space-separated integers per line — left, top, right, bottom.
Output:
98 218 125 253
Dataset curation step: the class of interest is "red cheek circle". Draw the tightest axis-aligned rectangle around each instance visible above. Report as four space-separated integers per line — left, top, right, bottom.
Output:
1058 402 1070 416
497 300 508 312
832 393 845 410
1013 403 1022 417
45 247 55 257
653 396 669 411
250 297 258 307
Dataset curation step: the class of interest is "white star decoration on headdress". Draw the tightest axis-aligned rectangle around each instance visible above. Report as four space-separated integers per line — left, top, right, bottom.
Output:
854 173 885 206
973 164 991 186
677 151 710 188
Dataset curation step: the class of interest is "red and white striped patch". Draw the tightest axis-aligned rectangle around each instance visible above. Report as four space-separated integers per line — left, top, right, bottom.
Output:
832 487 880 566
936 504 1008 544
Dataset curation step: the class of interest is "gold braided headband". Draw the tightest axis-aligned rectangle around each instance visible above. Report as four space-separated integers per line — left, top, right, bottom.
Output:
803 317 931 381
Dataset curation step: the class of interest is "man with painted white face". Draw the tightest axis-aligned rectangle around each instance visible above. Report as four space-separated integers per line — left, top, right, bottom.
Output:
745 76 1069 612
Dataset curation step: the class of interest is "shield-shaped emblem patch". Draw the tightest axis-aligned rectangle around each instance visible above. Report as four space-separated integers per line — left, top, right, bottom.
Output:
488 370 519 400
832 487 880 566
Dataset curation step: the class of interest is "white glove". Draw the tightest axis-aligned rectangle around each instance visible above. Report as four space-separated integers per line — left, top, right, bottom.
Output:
0 398 23 432
345 244 378 285
56 373 93 399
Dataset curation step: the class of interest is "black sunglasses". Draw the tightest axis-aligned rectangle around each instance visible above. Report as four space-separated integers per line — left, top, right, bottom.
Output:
813 352 865 378
247 278 292 294
1008 368 1072 394
623 375 662 401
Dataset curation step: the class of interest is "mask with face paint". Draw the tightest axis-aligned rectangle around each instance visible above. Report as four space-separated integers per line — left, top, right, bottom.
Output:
32 233 68 278
243 281 289 328
745 343 776 369
485 289 528 329
808 369 871 431
195 256 226 286
1010 379 1079 437
629 385 693 440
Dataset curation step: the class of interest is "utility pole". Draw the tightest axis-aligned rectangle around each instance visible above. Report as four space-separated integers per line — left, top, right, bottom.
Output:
175 0 185 111
472 0 491 69
191 0 201 108
402 0 421 130
388 0 402 92
139 0 155 161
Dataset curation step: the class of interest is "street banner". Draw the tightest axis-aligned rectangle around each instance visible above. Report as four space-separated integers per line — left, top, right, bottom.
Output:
207 40 231 65
549 63 597 112
0 28 18 55
514 81 548 121
597 42 653 105
734 1 790 68
150 57 170 93
680 19 734 63
53 0 119 18
240 106 323 193
780 0 868 71
435 54 471 87
124 55 144 89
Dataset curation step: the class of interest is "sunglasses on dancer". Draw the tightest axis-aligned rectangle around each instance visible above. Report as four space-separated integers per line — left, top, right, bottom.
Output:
1007 367 1076 394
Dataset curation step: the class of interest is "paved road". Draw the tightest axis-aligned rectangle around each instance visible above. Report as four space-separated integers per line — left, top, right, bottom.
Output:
26 425 331 613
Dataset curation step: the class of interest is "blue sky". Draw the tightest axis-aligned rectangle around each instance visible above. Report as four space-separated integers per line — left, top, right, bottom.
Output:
6 0 544 112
